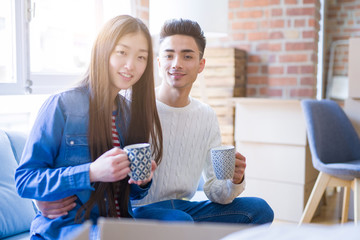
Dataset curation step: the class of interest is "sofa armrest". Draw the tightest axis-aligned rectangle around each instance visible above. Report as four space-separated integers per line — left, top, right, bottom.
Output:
0 129 35 239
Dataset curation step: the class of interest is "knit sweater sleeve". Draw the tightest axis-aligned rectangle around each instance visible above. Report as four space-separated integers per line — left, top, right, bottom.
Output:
202 109 245 204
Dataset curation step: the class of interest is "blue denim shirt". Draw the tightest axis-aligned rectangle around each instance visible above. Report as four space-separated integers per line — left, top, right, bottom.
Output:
15 87 150 239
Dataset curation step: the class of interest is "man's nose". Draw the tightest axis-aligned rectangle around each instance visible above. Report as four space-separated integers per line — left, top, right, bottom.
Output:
171 56 182 69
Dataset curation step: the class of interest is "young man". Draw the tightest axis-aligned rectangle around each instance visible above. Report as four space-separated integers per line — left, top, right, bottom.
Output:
130 19 273 224
36 19 274 224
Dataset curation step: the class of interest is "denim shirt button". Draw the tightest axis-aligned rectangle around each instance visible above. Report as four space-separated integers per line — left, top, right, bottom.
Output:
70 140 75 145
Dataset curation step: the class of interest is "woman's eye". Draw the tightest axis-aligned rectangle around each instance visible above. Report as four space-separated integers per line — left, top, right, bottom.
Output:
138 56 147 61
116 50 126 55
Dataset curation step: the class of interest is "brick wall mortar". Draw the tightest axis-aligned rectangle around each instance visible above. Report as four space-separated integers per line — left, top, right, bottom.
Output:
218 0 320 98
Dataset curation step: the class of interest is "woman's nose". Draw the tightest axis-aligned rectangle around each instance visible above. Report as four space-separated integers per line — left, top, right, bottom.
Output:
125 58 135 70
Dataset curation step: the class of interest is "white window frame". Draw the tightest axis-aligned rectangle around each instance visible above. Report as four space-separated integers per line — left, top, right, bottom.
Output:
1 0 134 95
0 0 28 95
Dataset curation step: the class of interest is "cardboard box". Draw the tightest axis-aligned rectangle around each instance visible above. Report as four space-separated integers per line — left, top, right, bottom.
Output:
233 98 319 222
343 98 360 220
234 99 307 146
191 48 247 146
344 98 360 137
348 38 360 98
97 218 249 240
242 178 316 223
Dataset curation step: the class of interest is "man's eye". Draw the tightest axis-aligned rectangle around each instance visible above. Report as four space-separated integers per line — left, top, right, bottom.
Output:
185 55 193 59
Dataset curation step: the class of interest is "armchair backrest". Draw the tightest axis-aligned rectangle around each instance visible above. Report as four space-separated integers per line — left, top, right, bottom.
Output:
301 99 360 165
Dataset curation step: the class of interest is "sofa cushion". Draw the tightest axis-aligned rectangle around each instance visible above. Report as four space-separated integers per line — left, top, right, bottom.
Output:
2 232 31 240
0 130 35 239
6 131 28 165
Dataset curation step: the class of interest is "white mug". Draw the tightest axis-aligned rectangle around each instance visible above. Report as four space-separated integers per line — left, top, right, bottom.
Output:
124 143 152 181
210 145 235 180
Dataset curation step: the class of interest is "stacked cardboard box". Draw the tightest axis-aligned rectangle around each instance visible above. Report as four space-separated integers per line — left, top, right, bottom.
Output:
344 38 360 136
344 38 360 220
190 48 246 146
232 98 318 222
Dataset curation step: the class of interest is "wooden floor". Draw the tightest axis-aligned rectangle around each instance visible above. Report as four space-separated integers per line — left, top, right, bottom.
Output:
311 187 344 225
274 187 354 225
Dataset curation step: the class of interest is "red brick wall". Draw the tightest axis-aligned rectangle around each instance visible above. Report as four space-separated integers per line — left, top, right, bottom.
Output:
135 0 330 99
223 0 321 99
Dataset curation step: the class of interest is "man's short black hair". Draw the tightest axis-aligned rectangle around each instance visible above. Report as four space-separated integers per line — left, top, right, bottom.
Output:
160 18 206 59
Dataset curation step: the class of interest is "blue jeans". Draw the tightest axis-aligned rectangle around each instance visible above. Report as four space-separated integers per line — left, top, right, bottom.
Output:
133 197 274 224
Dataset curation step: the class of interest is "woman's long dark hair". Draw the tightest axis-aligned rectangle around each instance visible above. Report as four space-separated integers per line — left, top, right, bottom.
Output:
75 15 162 221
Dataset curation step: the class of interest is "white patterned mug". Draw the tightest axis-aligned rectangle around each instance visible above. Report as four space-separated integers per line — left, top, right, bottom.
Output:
124 143 152 181
210 145 235 180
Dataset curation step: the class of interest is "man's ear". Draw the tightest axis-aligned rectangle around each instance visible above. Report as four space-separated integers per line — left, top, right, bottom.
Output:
198 58 206 74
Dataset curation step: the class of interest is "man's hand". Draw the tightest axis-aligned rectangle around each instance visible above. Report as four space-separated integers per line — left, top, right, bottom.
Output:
232 152 246 184
35 195 77 219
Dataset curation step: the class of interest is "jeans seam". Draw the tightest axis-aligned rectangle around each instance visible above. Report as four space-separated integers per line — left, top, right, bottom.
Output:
170 199 175 209
192 211 253 223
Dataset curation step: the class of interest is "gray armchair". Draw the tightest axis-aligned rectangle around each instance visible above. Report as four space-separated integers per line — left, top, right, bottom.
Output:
299 99 360 225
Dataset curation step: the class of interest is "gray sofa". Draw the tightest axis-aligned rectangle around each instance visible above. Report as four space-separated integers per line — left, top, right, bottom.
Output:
0 129 36 239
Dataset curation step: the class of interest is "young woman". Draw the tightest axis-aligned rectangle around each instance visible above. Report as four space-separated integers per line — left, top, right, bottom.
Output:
15 15 162 239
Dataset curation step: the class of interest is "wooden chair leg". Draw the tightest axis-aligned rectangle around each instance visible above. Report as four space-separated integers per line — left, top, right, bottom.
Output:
341 186 350 224
353 178 360 225
299 172 331 225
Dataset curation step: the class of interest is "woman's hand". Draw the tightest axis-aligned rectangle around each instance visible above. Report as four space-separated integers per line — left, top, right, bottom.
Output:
89 147 131 183
128 160 157 187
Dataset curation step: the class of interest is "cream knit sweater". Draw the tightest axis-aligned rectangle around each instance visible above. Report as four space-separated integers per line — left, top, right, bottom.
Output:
132 97 245 206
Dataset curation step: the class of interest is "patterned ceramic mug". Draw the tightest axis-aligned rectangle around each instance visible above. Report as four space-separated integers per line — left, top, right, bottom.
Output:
210 145 235 180
124 143 152 181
